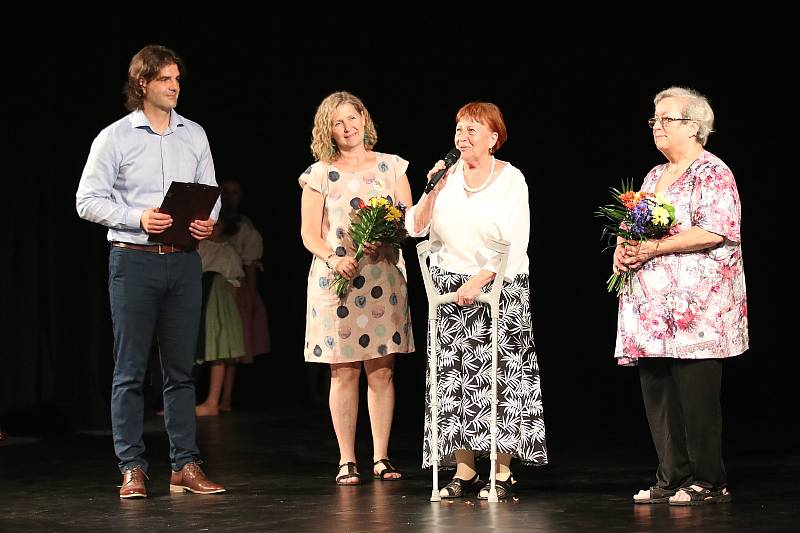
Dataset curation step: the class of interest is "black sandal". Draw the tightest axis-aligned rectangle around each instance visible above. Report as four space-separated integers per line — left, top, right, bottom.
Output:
440 473 481 498
373 459 403 481
633 485 677 504
477 476 516 500
668 485 731 506
335 462 361 485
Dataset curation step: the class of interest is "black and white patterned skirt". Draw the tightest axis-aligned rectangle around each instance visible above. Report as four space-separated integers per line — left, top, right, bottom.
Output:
422 267 548 469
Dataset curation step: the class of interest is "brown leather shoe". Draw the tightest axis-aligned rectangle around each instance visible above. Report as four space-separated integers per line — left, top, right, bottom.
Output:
169 462 226 494
119 467 148 499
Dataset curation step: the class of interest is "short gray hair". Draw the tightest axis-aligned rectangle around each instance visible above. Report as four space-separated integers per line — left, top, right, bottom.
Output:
654 86 715 145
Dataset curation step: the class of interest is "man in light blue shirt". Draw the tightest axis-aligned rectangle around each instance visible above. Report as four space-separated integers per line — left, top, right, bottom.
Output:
76 44 225 499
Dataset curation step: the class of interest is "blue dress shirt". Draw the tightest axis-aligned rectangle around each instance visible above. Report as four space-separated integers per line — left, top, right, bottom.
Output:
76 109 221 244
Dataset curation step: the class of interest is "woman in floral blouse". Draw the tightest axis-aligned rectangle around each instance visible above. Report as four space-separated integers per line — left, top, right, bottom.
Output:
614 86 748 506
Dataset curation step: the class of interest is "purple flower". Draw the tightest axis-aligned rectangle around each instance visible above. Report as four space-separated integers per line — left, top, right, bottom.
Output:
630 201 653 236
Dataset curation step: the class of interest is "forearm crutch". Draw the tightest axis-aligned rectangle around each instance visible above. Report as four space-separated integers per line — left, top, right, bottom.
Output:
416 237 511 503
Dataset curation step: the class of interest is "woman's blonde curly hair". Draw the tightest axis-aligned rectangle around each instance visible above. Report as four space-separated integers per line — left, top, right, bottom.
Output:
310 91 377 162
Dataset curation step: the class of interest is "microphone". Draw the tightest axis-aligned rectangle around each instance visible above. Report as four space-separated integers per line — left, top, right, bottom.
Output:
423 148 461 194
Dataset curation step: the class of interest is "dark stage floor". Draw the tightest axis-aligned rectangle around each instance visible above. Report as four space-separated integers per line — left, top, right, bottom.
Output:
1 403 798 532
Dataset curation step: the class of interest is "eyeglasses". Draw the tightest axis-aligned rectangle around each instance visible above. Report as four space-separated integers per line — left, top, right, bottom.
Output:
648 116 693 128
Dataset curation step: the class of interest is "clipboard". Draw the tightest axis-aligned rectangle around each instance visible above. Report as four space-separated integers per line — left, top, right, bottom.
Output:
148 181 221 250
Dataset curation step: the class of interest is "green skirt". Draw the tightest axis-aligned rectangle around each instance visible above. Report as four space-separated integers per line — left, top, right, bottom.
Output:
197 272 246 363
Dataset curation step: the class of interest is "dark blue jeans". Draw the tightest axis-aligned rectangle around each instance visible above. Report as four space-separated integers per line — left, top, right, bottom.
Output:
109 247 202 473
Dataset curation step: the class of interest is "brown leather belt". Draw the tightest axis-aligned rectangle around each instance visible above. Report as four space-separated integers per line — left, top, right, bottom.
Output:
112 242 190 254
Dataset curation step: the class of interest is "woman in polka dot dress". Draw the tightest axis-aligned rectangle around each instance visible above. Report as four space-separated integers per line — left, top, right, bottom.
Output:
299 91 415 485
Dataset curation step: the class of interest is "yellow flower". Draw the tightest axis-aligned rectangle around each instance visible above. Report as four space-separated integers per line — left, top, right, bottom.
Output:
369 197 389 208
652 206 670 226
384 206 402 222
654 193 668 206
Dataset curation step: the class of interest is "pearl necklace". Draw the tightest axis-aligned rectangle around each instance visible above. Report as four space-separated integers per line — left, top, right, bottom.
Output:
462 156 495 193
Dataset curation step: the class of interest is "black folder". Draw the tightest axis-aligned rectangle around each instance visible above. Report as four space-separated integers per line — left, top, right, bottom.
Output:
148 181 221 250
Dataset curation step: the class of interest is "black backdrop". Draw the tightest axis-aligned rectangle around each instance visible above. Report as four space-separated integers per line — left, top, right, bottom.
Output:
3 17 791 449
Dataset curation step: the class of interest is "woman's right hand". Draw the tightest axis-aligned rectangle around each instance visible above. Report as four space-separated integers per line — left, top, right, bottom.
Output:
426 160 449 193
331 255 359 280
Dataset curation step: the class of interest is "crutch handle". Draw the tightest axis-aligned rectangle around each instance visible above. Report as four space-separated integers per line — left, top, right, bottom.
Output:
416 240 457 308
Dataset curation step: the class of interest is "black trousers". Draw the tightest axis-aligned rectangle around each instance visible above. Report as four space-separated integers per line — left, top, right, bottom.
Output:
639 358 726 490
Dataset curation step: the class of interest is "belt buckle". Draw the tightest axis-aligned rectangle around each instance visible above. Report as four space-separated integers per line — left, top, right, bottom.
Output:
158 244 164 255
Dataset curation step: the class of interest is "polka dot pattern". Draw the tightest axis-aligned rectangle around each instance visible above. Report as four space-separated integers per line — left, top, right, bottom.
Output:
300 153 415 363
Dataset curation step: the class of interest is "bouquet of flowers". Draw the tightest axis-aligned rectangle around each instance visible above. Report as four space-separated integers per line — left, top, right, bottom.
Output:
595 179 676 296
330 196 408 297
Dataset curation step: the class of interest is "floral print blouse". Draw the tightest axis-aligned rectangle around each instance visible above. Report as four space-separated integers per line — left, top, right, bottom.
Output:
615 150 748 365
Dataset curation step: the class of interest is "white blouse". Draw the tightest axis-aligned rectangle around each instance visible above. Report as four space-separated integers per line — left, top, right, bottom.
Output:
198 240 245 287
223 215 263 267
405 161 530 280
